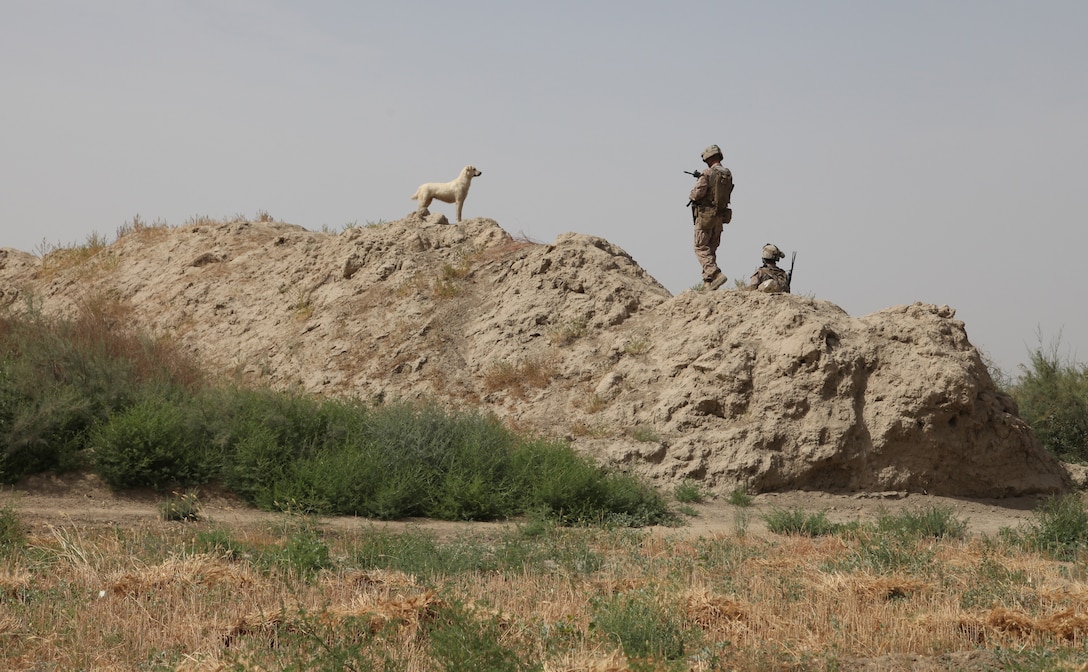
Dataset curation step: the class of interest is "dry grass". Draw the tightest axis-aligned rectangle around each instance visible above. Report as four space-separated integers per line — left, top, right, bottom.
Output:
3 513 1088 670
548 317 588 346
483 356 558 398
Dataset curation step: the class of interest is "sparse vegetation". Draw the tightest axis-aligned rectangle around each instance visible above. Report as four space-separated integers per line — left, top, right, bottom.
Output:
1001 492 1088 561
674 479 705 504
157 488 202 522
623 337 649 356
286 285 314 319
0 495 26 553
548 316 588 346
483 357 557 398
763 507 841 536
582 392 608 414
728 486 753 507
627 425 659 443
9 219 1088 669
2 498 1088 669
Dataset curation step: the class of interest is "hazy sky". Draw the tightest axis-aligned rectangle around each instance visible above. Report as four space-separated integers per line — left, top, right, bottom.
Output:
3 1 1086 377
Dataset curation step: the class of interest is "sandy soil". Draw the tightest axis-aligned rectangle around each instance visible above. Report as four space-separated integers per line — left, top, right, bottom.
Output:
2 471 1049 538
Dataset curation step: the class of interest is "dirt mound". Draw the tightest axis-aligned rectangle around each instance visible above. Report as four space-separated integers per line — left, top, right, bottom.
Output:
0 214 1070 498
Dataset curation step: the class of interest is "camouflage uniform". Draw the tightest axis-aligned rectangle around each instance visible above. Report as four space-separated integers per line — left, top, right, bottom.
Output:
748 264 790 293
747 243 790 293
688 148 733 285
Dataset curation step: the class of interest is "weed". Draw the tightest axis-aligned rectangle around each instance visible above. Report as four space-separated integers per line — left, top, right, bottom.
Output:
728 486 753 507
548 317 588 346
185 214 219 226
158 489 202 522
590 588 693 662
1018 493 1088 560
428 600 538 672
623 337 649 356
960 549 1029 609
874 505 967 540
483 357 556 397
674 480 705 504
0 496 26 553
258 524 333 579
763 508 838 536
627 426 659 443
582 393 607 414
433 277 463 298
846 533 935 574
287 286 314 320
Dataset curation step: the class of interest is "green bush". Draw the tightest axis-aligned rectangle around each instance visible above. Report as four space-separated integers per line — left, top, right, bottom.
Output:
92 395 216 490
0 309 675 528
512 440 672 526
674 480 705 504
763 508 839 536
0 304 203 483
728 486 753 507
1015 493 1088 561
1010 342 1088 461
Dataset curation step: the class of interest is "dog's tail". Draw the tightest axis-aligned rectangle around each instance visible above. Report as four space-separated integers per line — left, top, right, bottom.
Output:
410 188 420 201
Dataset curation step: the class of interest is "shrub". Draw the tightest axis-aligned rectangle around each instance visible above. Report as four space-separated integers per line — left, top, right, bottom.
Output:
764 508 838 536
92 395 216 490
513 440 673 526
1016 493 1088 561
1010 341 1088 461
674 480 705 504
0 301 203 482
728 486 753 507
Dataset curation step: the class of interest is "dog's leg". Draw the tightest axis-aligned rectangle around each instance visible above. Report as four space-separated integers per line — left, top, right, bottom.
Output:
456 199 463 222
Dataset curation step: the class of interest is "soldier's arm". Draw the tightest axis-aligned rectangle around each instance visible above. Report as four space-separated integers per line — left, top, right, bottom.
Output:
689 173 709 202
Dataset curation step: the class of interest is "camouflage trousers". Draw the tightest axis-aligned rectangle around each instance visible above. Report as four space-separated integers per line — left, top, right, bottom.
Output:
694 222 723 283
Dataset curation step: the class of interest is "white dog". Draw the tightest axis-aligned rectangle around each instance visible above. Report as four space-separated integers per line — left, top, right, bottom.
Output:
410 165 482 222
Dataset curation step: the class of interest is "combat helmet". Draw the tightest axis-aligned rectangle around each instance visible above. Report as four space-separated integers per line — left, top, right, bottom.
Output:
701 144 723 162
761 243 785 262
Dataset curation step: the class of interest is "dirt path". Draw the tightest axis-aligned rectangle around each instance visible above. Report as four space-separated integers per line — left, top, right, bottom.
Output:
2 472 1050 538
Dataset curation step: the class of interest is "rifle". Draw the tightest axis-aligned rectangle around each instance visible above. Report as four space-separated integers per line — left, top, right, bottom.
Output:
787 252 796 284
684 170 701 218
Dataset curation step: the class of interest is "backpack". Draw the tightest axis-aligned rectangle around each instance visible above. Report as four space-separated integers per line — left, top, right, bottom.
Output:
708 167 734 223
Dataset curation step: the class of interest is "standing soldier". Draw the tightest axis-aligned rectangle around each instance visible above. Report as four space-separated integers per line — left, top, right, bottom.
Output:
688 144 734 290
747 243 791 293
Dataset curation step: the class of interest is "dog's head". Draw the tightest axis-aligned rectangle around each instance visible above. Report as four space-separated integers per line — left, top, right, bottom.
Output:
464 165 482 178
